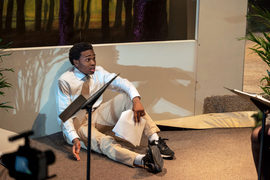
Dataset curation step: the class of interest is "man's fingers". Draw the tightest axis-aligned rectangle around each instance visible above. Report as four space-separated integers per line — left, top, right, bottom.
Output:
72 143 81 161
134 111 142 124
133 110 146 124
137 112 141 123
73 149 80 161
134 111 138 123
134 111 141 124
73 153 80 161
141 111 145 117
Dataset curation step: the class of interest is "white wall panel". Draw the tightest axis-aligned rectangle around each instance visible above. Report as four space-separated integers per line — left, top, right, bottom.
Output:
195 0 247 114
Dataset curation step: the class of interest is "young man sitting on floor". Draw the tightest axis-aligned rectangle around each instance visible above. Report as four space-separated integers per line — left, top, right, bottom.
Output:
56 42 174 172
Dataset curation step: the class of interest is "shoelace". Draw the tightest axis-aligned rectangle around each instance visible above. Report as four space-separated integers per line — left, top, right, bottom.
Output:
158 138 169 148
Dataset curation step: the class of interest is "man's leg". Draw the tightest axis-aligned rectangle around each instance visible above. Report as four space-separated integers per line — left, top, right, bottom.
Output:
143 112 175 158
92 93 133 128
142 112 160 138
87 93 163 170
92 93 160 135
77 123 137 167
92 93 173 158
77 116 163 171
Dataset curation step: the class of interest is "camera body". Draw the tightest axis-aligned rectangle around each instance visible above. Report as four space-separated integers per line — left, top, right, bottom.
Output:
1 131 55 180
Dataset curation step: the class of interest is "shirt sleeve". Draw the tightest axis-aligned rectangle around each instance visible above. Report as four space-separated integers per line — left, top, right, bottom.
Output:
101 68 140 100
56 79 80 143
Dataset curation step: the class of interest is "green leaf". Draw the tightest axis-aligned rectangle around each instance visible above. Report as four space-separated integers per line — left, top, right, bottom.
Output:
0 40 14 110
0 102 14 111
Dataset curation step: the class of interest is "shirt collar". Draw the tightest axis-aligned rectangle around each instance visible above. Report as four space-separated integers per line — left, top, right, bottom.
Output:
73 67 94 80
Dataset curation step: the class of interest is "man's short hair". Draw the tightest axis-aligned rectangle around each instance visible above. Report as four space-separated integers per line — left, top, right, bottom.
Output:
69 42 93 65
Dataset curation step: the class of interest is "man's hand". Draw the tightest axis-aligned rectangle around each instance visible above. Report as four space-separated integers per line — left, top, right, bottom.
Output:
132 97 145 124
72 138 81 161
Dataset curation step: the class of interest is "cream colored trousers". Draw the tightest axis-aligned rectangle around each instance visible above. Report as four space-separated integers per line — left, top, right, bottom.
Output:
76 93 160 167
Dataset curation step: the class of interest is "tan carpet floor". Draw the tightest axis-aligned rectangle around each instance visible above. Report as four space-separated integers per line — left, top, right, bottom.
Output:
0 128 258 180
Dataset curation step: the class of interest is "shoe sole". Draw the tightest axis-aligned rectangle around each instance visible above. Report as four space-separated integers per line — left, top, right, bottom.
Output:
161 154 174 158
150 145 164 172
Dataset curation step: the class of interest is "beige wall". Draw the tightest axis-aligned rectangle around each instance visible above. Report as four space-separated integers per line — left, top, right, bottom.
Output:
0 0 248 137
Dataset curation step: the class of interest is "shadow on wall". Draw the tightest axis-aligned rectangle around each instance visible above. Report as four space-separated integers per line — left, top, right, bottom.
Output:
31 61 72 137
95 45 197 120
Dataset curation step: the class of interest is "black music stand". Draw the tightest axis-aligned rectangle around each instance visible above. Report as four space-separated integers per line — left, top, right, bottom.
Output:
224 87 270 180
59 74 119 180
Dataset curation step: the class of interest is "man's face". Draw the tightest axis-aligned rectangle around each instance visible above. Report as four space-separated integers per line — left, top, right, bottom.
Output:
73 49 96 75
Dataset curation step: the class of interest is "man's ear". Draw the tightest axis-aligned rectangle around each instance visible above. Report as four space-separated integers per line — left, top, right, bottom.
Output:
73 59 78 67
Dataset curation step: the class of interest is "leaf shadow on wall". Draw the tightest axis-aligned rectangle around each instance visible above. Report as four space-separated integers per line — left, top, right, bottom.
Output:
1 48 70 137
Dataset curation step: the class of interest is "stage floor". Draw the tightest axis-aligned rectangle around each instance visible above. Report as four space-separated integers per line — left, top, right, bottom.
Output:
0 128 257 180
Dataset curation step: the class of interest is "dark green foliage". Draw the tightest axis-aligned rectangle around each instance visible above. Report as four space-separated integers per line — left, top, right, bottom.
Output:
0 39 14 111
251 111 263 129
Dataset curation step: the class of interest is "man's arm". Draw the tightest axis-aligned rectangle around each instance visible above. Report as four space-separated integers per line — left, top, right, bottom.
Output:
57 79 82 161
57 79 81 142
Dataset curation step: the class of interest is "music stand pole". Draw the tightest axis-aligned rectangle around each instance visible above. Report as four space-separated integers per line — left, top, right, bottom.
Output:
258 109 267 180
87 106 92 180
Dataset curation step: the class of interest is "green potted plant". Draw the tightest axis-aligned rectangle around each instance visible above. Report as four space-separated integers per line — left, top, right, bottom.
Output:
0 39 13 111
240 4 270 128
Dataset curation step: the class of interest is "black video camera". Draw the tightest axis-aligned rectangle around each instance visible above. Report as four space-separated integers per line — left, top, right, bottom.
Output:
1 131 55 180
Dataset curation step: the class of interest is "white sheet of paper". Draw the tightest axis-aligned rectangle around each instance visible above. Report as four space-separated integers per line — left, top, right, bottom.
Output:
112 110 146 147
